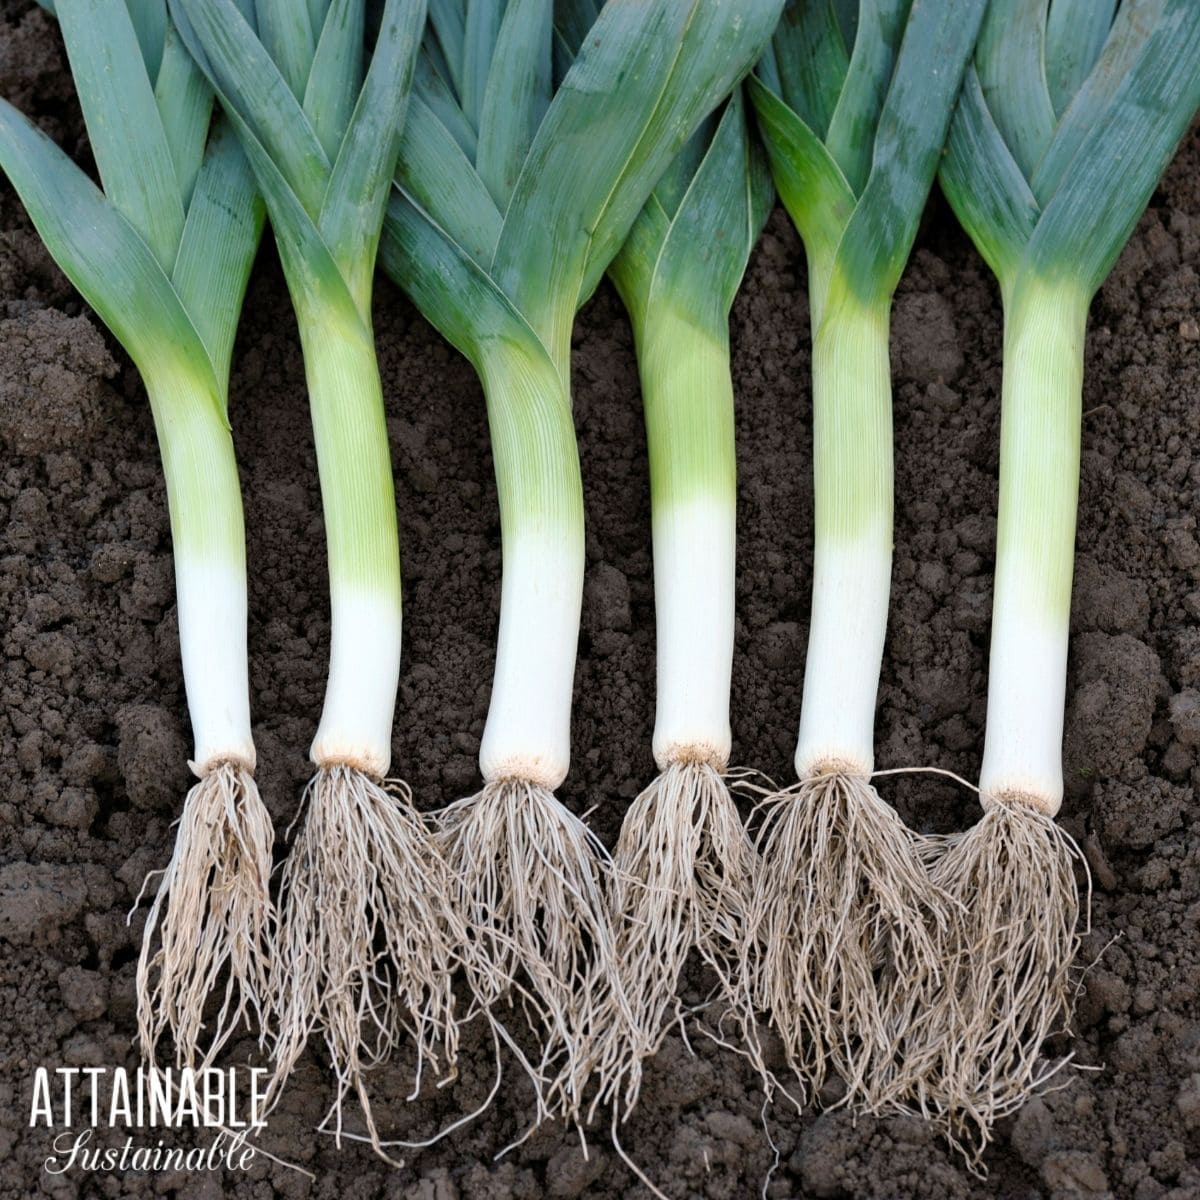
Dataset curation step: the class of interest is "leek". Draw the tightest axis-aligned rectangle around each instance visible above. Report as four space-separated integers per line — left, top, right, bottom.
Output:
600 86 773 1116
379 0 783 1121
0 0 269 1072
169 0 465 1151
928 0 1200 1151
744 0 985 1109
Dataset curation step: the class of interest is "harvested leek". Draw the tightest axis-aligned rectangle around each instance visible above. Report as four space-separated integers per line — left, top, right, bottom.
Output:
745 0 985 1108
930 0 1200 1150
602 87 773 1116
0 0 269 1072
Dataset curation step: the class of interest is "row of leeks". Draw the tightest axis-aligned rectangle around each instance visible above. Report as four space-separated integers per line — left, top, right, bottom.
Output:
3 0 1200 1174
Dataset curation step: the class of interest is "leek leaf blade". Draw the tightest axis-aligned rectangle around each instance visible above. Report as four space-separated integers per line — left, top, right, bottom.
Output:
976 0 1056 179
1026 0 1200 295
124 0 168 84
319 0 425 311
833 0 987 305
747 74 855 281
57 0 186 272
462 0 502 130
1043 0 1116 116
939 66 1040 286
382 188 554 378
824 0 908 195
427 0 466 94
639 92 772 334
304 0 366 161
255 0 316 98
477 0 552 210
491 0 784 364
415 49 478 157
171 0 330 220
772 0 848 139
154 21 214 206
397 96 503 265
0 97 218 404
1029 0 1165 205
171 122 265 411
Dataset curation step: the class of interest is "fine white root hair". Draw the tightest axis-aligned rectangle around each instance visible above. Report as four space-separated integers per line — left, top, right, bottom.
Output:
915 793 1086 1157
602 759 758 1119
135 761 274 1071
743 769 954 1109
268 766 469 1159
432 777 629 1125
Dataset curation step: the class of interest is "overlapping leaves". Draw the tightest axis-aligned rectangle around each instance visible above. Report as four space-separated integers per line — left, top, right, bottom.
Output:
169 0 425 334
941 0 1200 297
608 92 773 341
0 0 261 416
752 0 987 321
381 0 784 392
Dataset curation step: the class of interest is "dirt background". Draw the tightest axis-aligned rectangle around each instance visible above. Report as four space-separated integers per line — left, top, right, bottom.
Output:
2 4 1199 1198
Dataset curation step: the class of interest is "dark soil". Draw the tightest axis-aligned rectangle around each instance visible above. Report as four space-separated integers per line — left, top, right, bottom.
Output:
3 6 1199 1198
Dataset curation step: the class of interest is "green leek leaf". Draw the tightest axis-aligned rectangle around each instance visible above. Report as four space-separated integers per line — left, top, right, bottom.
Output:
125 0 168 84
477 0 552 210
1029 0 1164 205
772 0 848 139
305 0 366 161
824 0 907 194
172 0 330 219
462 0 503 132
0 97 217 402
255 0 316 99
976 0 1056 179
1043 0 1116 115
939 66 1039 285
57 0 185 272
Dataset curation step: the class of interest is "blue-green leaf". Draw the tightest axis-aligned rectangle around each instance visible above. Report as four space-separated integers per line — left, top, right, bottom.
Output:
748 73 855 282
171 122 265 409
304 0 365 162
57 0 185 272
824 0 908 195
491 0 784 368
0 97 216 400
644 91 773 332
772 0 848 139
382 188 549 373
477 0 552 210
833 0 987 305
415 47 477 157
125 0 168 84
397 96 502 264
976 0 1057 179
940 65 1040 286
428 0 466 94
1043 0 1116 116
320 0 425 310
1025 0 1200 296
154 20 213 206
171 0 330 219
461 0 502 131
254 0 315 98
1030 0 1165 205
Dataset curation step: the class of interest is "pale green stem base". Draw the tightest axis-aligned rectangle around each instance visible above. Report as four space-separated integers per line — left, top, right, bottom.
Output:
979 276 1090 814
